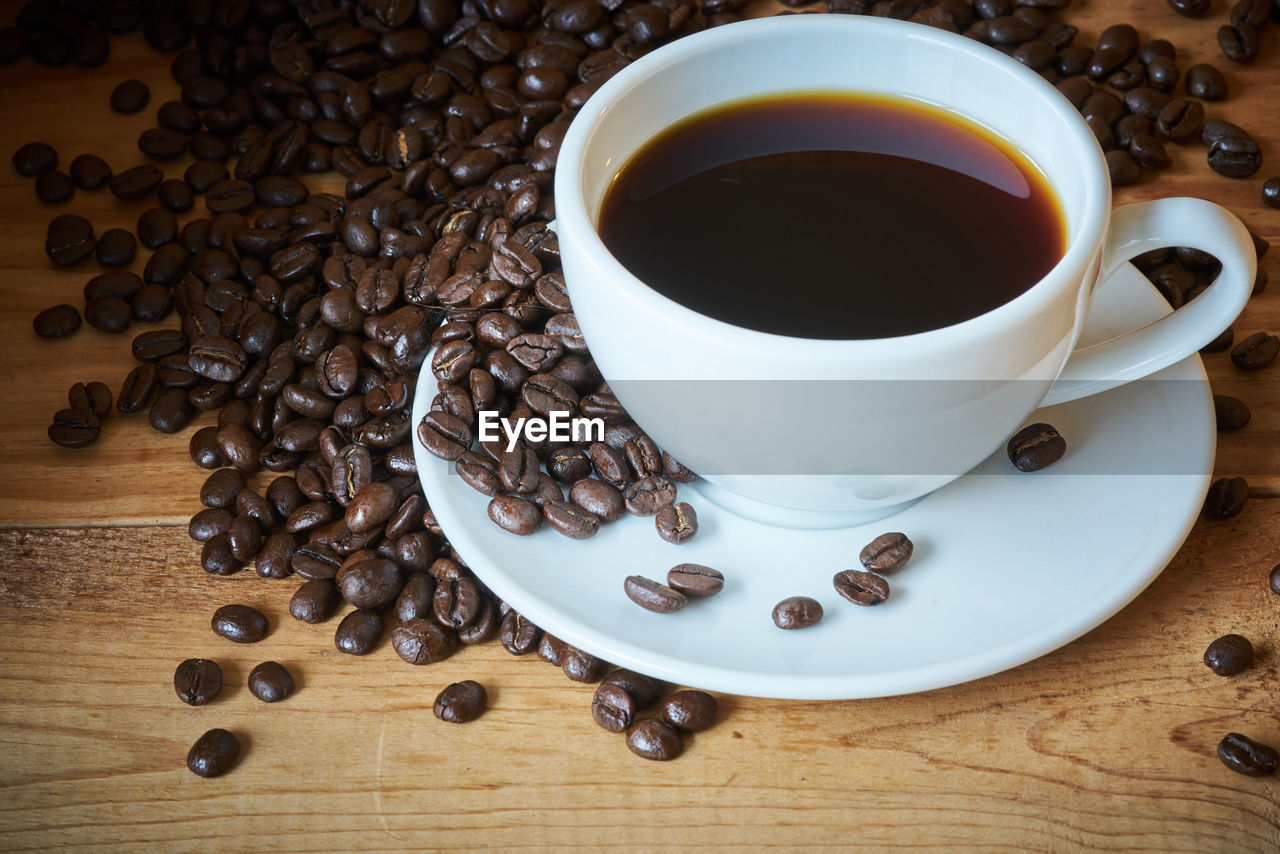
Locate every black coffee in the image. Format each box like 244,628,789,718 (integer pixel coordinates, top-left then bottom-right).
597,93,1066,339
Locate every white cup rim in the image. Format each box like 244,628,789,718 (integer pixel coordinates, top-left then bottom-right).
554,15,1112,356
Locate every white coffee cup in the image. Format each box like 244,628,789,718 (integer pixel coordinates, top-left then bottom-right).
553,15,1256,525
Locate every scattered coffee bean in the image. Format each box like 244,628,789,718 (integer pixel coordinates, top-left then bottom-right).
1204,633,1253,676
392,617,456,664
95,227,136,266
186,728,240,778
1184,63,1227,100
47,407,100,448
1204,476,1248,519
35,169,74,203
833,569,891,606
248,661,295,702
624,575,686,613
1263,177,1280,209
210,604,268,644
173,658,222,706
1213,395,1251,430
666,564,724,598
592,682,637,733
334,609,383,655
12,141,56,176
69,154,112,191
110,78,149,113
434,680,487,722
626,718,683,760
662,690,717,732
1230,332,1278,371
32,304,80,338
108,164,163,200
562,645,609,683
45,213,95,266
772,596,823,630
859,532,913,572
655,501,698,544
1007,422,1067,472
1218,733,1279,777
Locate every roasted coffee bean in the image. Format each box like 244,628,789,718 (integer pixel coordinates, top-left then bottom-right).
434,680,488,722
85,296,132,333
200,469,247,509
1007,422,1066,471
1204,633,1253,675
1130,133,1171,170
35,169,74,203
95,228,136,266
45,213,96,266
1185,63,1227,100
601,669,663,708
136,208,178,249
186,728,240,778
346,482,398,533
201,534,239,575
1218,733,1279,777
1166,0,1210,16
158,179,195,213
1156,99,1203,142
211,604,268,644
623,475,676,516
626,719,683,761
562,645,609,683
570,477,624,521
1204,476,1248,518
68,382,111,419
1218,23,1260,64
248,661,295,703
592,682,636,732
335,609,383,655
655,501,698,544
500,610,541,655
1208,135,1262,178
1230,332,1278,370
189,506,233,542
859,532,913,572
174,658,223,706
138,128,188,161
624,574,686,614
149,388,194,433
499,443,540,492
33,304,80,338
189,425,225,468
487,494,541,534
1106,149,1141,187
392,617,457,664
1214,395,1251,430
206,179,256,213
338,557,402,609
833,569,890,606
47,407,100,448
110,78,149,113
290,578,341,623
662,690,717,732
1264,177,1280,209
253,531,296,579
666,563,723,598
417,410,474,461
772,596,823,630
131,329,187,362
69,153,111,191
109,164,163,200
12,141,56,176
543,500,600,539
1269,564,1280,596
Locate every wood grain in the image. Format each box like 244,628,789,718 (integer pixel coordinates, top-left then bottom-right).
0,0,1279,850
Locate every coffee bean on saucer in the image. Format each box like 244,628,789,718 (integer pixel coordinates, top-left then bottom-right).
245,661,294,703
1213,395,1251,430
833,570,890,606
655,501,697,544
1203,633,1253,675
626,719,683,761
1218,733,1279,777
662,690,717,733
624,575,686,613
434,680,487,722
859,532,913,572
173,658,222,705
33,304,80,338
487,495,541,535
186,728,240,778
772,596,823,630
1230,332,1278,371
210,604,268,643
1204,476,1248,519
666,564,723,598
1007,422,1066,472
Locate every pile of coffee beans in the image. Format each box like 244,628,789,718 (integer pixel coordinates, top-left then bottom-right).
9,0,1278,774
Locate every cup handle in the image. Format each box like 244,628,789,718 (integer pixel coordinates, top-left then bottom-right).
1040,198,1255,407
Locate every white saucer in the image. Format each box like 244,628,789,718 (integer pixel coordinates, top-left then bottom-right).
412,264,1213,700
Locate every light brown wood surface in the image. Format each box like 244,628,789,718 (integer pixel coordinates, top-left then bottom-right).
1,2,1278,851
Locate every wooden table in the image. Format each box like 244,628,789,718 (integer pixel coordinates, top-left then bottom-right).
2,2,1278,850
